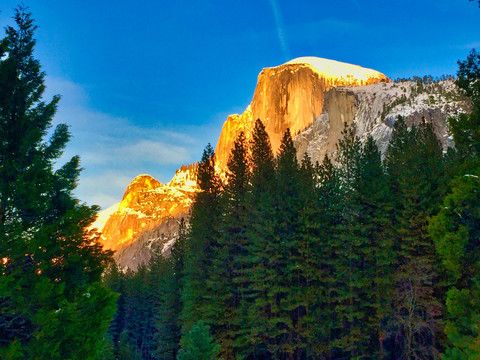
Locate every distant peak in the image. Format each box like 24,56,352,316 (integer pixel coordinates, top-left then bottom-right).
130,174,159,185
121,174,161,205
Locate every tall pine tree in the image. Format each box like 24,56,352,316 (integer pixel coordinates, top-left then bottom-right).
384,117,445,359
429,49,480,360
245,119,277,359
181,144,223,333
215,131,252,358
0,7,116,359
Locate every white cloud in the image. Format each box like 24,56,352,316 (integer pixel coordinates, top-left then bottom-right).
42,76,213,209
76,171,135,208
119,140,189,165
462,41,480,49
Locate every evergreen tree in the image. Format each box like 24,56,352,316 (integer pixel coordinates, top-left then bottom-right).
355,137,395,358
296,152,326,358
123,265,158,359
309,155,344,358
428,49,480,359
447,49,480,173
245,119,277,358
103,262,128,347
267,128,307,359
177,320,221,360
181,144,223,333
150,250,181,360
429,171,480,359
155,218,187,359
384,117,445,359
331,124,374,359
0,8,116,359
211,131,252,358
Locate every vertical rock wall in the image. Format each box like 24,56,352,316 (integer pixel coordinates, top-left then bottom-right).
215,60,389,170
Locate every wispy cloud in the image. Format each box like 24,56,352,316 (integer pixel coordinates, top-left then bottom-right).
350,0,361,10
287,18,362,43
119,140,190,165
461,41,480,49
268,0,291,61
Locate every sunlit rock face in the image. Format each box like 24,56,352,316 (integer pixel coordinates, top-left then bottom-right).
215,57,390,170
98,166,197,269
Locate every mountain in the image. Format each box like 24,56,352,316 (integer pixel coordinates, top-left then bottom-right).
97,165,197,270
96,57,469,270
215,57,390,170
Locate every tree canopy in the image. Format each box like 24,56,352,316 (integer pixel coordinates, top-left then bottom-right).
0,7,116,359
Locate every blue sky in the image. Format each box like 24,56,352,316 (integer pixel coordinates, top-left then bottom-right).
1,1,479,209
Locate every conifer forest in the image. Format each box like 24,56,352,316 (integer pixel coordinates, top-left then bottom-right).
2,5,480,360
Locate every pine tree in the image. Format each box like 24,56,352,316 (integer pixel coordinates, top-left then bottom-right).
428,49,480,360
0,8,116,359
267,128,308,359
308,155,343,358
211,131,252,358
154,218,187,360
123,265,157,359
331,124,374,359
177,320,221,360
384,117,445,359
103,262,128,347
295,152,327,358
181,144,223,333
150,250,180,360
245,119,277,358
355,136,395,358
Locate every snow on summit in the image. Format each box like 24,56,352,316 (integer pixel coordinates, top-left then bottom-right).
284,57,390,85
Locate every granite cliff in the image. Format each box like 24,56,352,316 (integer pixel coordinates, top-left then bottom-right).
215,57,390,169
96,58,468,270
98,165,197,270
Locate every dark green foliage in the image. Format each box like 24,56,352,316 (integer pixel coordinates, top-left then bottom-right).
103,262,127,346
429,173,480,359
448,50,480,172
325,126,393,359
0,7,116,359
156,218,187,360
384,117,446,359
151,252,181,360
213,132,252,358
181,144,223,332
177,320,221,360
457,49,480,105
427,49,480,359
244,119,278,358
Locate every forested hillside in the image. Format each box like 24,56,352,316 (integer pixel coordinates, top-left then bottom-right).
102,50,480,360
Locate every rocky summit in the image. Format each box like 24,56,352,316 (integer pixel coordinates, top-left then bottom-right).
95,57,469,270
215,57,390,170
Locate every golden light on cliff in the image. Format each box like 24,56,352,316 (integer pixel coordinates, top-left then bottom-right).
284,57,390,86
214,56,390,171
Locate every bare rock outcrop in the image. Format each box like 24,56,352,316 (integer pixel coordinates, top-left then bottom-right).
294,79,469,164
99,166,197,269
